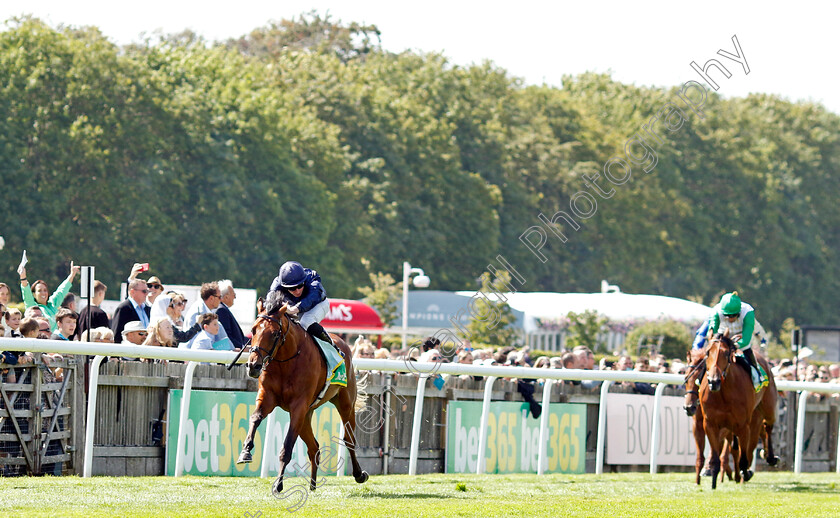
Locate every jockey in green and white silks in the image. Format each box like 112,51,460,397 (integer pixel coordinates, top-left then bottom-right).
709,291,768,392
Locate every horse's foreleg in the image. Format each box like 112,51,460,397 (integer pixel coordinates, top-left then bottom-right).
273,407,305,495
738,423,754,483
692,411,705,485
704,422,724,490
236,404,267,464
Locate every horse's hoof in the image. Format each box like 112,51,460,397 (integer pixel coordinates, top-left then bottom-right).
742,469,754,482
355,471,369,484
272,476,284,494
236,452,252,464
767,455,779,467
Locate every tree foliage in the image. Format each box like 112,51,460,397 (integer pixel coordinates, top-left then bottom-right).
465,272,519,347
564,311,608,353
625,320,694,359
1,16,839,340
357,268,401,328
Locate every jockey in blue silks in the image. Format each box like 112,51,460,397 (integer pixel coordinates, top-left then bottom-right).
266,261,332,346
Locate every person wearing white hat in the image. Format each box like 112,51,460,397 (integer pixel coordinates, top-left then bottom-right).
121,320,148,346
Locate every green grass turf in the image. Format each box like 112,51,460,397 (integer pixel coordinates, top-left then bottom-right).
0,472,838,517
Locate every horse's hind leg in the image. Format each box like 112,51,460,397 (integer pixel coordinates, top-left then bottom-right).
238,388,276,464
728,435,739,483
759,401,779,466
722,435,734,482
335,390,369,484
295,409,322,492
761,421,778,466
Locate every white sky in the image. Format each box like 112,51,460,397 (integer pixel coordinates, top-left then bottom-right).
3,1,839,113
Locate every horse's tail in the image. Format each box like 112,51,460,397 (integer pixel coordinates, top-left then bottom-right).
353,370,369,412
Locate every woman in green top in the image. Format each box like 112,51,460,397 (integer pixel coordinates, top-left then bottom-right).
20,261,81,331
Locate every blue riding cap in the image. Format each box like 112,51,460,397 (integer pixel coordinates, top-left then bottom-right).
278,261,306,287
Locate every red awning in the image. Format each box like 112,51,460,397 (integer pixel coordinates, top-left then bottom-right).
321,299,384,334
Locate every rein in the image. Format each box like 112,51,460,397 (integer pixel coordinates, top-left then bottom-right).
251,313,299,371
684,357,706,395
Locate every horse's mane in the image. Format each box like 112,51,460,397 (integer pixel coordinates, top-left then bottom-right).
264,290,286,315
263,291,306,334
712,332,735,350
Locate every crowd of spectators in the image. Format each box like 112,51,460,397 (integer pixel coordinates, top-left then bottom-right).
3,258,840,395
348,335,840,401
0,259,249,381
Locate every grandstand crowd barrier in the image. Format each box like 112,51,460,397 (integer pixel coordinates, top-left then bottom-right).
1,337,838,478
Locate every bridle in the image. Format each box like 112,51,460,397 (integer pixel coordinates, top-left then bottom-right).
706,336,733,383
249,312,300,371
684,360,704,397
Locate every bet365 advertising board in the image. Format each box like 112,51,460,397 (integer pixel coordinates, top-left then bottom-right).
165,389,347,477
446,401,586,474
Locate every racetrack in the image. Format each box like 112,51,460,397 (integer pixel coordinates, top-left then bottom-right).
2,472,838,517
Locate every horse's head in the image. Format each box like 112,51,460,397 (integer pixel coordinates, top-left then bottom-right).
246,298,290,378
705,332,734,392
683,347,705,415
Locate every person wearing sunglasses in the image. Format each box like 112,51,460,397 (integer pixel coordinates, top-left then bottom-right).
266,261,332,346
111,279,151,342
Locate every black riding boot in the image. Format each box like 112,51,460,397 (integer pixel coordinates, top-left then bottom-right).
306,322,333,347
742,348,763,389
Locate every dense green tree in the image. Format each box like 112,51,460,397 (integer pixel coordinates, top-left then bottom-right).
0,15,838,341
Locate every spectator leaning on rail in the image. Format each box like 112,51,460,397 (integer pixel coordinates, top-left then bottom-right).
266,261,332,346
19,260,81,331
4,308,22,337
573,345,602,389
50,308,77,341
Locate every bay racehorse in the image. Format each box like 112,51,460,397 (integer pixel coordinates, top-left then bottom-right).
237,300,369,493
697,331,778,489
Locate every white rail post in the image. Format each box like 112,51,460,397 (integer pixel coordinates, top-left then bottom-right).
82,355,106,477
794,390,809,474
259,409,275,478
476,376,498,474
649,382,667,474
537,379,555,475
408,374,428,475
835,407,840,474
174,361,199,477
595,380,613,475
